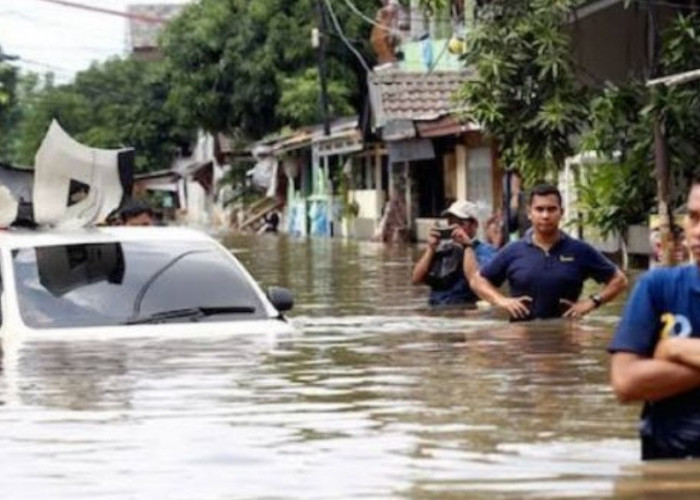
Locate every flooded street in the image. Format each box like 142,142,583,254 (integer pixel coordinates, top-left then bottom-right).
1,234,699,499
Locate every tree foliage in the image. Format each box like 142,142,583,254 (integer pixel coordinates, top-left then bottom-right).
8,58,196,173
454,0,588,181
0,62,20,161
577,82,655,241
160,0,377,139
580,13,700,239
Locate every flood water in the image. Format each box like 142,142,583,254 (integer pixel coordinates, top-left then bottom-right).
1,234,699,499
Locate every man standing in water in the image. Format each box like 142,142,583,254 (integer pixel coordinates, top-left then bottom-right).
412,200,496,306
610,176,700,460
467,183,627,320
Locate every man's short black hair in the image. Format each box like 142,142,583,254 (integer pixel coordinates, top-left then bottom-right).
118,199,153,221
528,183,562,207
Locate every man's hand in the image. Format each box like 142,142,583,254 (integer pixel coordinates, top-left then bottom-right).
654,337,700,369
495,296,532,319
428,228,441,250
451,226,472,247
654,337,679,361
561,298,596,319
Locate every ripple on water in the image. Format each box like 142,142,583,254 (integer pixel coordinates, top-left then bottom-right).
0,236,692,499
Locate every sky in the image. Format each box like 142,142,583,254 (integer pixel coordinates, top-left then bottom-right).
0,0,192,83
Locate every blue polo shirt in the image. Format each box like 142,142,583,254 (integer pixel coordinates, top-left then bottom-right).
610,265,700,459
479,230,617,320
429,240,496,306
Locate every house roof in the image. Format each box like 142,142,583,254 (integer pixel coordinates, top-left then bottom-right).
133,168,177,181
127,3,186,50
250,116,361,155
368,70,473,128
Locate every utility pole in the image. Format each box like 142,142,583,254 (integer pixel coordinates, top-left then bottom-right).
314,0,331,136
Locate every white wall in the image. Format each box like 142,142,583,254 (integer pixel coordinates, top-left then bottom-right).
350,189,385,219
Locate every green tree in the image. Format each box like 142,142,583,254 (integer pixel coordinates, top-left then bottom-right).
12,58,196,173
581,13,700,263
577,82,656,265
453,0,588,181
160,0,377,139
0,62,20,161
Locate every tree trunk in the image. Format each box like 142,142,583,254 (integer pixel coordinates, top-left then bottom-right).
620,232,629,272
653,117,675,267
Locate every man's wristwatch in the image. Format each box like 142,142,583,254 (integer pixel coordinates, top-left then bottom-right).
589,293,603,308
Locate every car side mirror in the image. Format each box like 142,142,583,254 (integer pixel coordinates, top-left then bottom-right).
267,286,294,312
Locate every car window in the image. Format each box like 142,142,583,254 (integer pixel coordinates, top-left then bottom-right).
12,240,269,328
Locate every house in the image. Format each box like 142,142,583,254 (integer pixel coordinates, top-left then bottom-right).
365,0,501,241
250,118,365,238
132,132,225,227
127,2,228,227
561,0,688,257
127,3,187,60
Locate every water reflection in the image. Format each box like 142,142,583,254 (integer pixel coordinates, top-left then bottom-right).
2,233,700,499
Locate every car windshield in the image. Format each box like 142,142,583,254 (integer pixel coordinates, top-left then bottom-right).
12,240,269,328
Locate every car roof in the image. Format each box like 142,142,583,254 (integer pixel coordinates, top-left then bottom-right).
0,226,216,249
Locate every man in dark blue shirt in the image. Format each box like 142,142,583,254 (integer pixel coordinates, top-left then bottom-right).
610,176,700,460
467,183,627,320
412,200,496,306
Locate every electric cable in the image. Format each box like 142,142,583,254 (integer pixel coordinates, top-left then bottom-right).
29,0,169,24
323,0,371,72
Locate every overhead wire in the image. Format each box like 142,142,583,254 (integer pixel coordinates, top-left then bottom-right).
0,9,131,53
339,0,456,31
324,0,371,73
427,38,451,74
29,0,169,24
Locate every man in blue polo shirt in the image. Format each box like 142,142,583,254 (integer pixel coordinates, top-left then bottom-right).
412,200,496,306
466,183,627,320
610,176,700,460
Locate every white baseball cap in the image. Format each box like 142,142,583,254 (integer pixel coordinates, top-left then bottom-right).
441,200,479,221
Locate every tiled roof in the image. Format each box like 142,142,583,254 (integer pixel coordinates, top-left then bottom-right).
368,70,473,126
127,3,186,50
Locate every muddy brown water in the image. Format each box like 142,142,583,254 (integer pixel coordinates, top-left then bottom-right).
1,233,698,499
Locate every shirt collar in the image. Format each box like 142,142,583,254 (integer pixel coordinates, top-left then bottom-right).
524,228,568,248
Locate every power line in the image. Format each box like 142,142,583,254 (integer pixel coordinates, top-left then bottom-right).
0,9,135,46
340,0,394,32
324,0,371,72
12,44,125,54
339,0,456,31
427,38,450,74
29,0,169,24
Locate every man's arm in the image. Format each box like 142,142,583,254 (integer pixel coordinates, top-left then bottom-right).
655,336,700,371
462,245,479,283
411,245,435,284
411,229,440,284
599,269,629,304
564,269,628,318
611,351,700,403
469,270,531,319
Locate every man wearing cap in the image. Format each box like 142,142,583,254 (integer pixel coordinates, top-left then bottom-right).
466,183,627,321
412,200,497,306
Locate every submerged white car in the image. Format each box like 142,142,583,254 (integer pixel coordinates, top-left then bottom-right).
0,226,296,340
